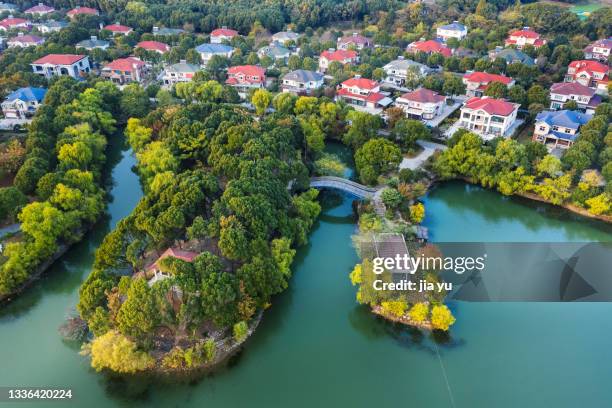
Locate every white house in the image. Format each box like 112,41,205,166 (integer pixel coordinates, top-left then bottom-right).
281,69,324,95
24,3,54,16
395,88,446,120
382,57,430,87
583,38,611,63
195,43,234,66
458,97,520,139
35,20,67,33
337,33,372,50
7,33,44,48
1,87,46,119
505,27,546,49
210,27,238,44
271,30,300,46
31,54,91,79
161,60,200,87
318,49,358,73
549,82,601,114
76,36,110,50
436,21,467,42
564,60,609,96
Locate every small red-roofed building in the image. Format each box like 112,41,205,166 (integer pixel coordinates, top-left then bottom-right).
564,60,609,95
406,39,452,58
337,33,372,50
505,27,546,49
67,6,99,19
318,49,359,72
459,97,520,139
210,27,239,44
583,38,611,63
24,3,54,15
103,23,133,36
136,40,170,54
31,54,90,78
336,76,392,114
226,65,266,96
145,247,199,286
549,82,601,114
462,71,515,97
7,33,44,48
0,17,31,31
395,88,446,120
102,57,147,84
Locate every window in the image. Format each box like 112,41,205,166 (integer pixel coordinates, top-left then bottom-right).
552,126,559,131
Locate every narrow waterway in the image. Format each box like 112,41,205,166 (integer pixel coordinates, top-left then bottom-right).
1,143,611,407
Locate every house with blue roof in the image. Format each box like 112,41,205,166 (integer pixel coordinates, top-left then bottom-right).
489,46,535,66
195,43,234,66
436,21,467,41
532,110,592,149
1,87,47,119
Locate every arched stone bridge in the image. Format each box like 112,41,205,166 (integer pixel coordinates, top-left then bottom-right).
310,176,381,199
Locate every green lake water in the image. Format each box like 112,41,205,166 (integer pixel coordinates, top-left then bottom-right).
1,142,611,407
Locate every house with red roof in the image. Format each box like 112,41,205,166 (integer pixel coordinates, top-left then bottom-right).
24,3,54,15
210,27,239,44
459,97,520,139
549,82,601,114
318,49,358,73
225,65,266,96
336,76,392,114
406,39,452,58
7,33,44,48
31,54,90,78
136,40,170,54
337,33,372,50
67,6,99,19
0,17,31,31
101,57,147,84
145,247,199,286
505,27,546,49
395,88,446,120
462,71,515,97
583,38,611,63
564,60,609,95
103,23,133,35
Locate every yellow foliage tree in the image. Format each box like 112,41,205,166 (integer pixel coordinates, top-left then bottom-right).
408,302,429,322
430,305,456,331
381,300,408,317
409,202,425,223
85,331,154,373
349,263,362,285
585,194,611,215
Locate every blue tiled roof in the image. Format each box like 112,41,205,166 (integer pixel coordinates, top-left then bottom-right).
536,110,592,130
195,43,234,54
549,130,577,142
439,22,466,31
5,87,47,102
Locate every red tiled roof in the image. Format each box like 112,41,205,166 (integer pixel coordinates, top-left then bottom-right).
463,71,513,85
103,57,145,72
464,97,518,116
0,17,30,29
342,77,378,90
407,40,452,57
508,29,540,39
67,7,98,16
227,65,265,77
320,49,358,61
104,24,132,33
33,54,86,65
211,28,238,37
136,40,170,53
8,34,43,44
146,247,199,272
568,60,608,74
337,87,385,102
400,88,445,103
550,82,595,97
25,4,54,13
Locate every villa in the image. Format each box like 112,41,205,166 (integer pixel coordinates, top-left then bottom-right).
31,54,90,78
257,42,292,61
318,49,358,73
103,23,133,36
195,43,234,66
505,27,546,49
462,71,515,97
395,88,446,120
1,87,46,119
35,20,67,33
583,38,611,63
24,3,54,15
337,33,372,50
549,82,601,114
136,40,170,54
406,39,452,57
335,76,392,114
102,57,147,84
210,27,238,43
152,26,185,36
436,21,467,41
458,97,520,139
0,17,31,31
0,2,18,13
532,110,592,149
226,65,266,96
271,30,300,45
66,6,99,19
76,35,109,50
161,60,200,87
564,60,609,95
281,69,324,95
7,33,44,48
382,57,431,87
488,46,535,66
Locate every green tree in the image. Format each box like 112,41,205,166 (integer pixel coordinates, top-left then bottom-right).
251,89,272,116
86,330,154,373
484,81,508,99
355,138,402,185
116,278,158,341
392,119,431,150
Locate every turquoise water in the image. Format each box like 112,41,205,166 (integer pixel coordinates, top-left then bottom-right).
1,142,611,407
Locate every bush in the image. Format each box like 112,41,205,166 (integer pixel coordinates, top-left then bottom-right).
381,300,408,317
0,187,28,221
430,305,456,331
233,321,249,342
408,302,429,322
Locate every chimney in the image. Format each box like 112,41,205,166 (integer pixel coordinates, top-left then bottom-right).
355,74,361,79
397,55,404,60
153,26,158,33
91,35,97,41
179,59,186,64
328,48,335,52
8,14,13,18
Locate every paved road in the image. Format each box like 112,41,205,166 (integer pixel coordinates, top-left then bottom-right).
399,140,447,170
